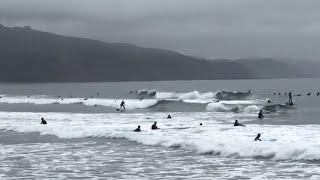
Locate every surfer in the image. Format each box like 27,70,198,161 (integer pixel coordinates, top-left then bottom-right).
288,92,293,104
213,99,220,102
254,133,262,141
274,92,276,95
200,123,203,126
120,100,125,110
278,92,281,95
167,115,172,119
258,110,264,119
267,99,272,103
134,125,141,132
317,92,320,96
234,120,245,127
248,90,251,93
97,92,99,96
307,92,311,96
151,122,159,130
41,118,47,125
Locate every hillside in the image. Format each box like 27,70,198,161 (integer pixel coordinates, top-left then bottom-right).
0,24,318,82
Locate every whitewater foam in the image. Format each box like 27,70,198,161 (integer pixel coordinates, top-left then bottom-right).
155,91,216,100
0,95,268,113
0,96,158,110
0,111,319,161
206,102,232,112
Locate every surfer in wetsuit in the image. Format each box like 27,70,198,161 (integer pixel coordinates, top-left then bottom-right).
151,122,159,130
41,118,47,125
120,100,125,110
234,120,245,127
134,125,141,132
317,92,320,96
167,115,172,119
254,133,262,141
258,110,264,119
267,99,272,103
288,92,293,105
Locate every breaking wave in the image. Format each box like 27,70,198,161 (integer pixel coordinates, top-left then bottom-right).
0,96,263,113
0,110,318,161
134,90,253,101
215,91,252,100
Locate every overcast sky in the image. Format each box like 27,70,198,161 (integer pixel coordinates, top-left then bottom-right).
1,0,320,60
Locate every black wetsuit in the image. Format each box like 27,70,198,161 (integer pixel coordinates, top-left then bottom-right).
288,92,292,104
258,111,264,119
151,124,158,130
41,119,47,125
134,127,141,132
255,134,261,141
120,101,125,110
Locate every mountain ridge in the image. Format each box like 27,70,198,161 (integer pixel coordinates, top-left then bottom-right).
0,24,319,82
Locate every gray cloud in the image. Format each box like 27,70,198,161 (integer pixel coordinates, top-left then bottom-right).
1,0,320,59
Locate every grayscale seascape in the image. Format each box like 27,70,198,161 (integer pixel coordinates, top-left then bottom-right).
0,79,319,179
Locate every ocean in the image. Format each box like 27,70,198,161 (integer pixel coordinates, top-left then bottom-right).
0,78,319,179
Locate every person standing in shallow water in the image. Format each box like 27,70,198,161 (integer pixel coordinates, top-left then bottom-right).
41,118,47,125
151,122,159,130
258,110,264,119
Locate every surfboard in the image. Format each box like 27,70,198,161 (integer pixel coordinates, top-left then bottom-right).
285,102,294,106
116,108,125,112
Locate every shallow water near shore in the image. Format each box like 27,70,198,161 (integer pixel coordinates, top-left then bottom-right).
0,78,319,179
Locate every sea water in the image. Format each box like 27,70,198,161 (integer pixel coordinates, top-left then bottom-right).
0,79,319,179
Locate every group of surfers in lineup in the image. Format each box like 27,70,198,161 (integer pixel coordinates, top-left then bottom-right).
274,91,320,97
39,90,307,142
